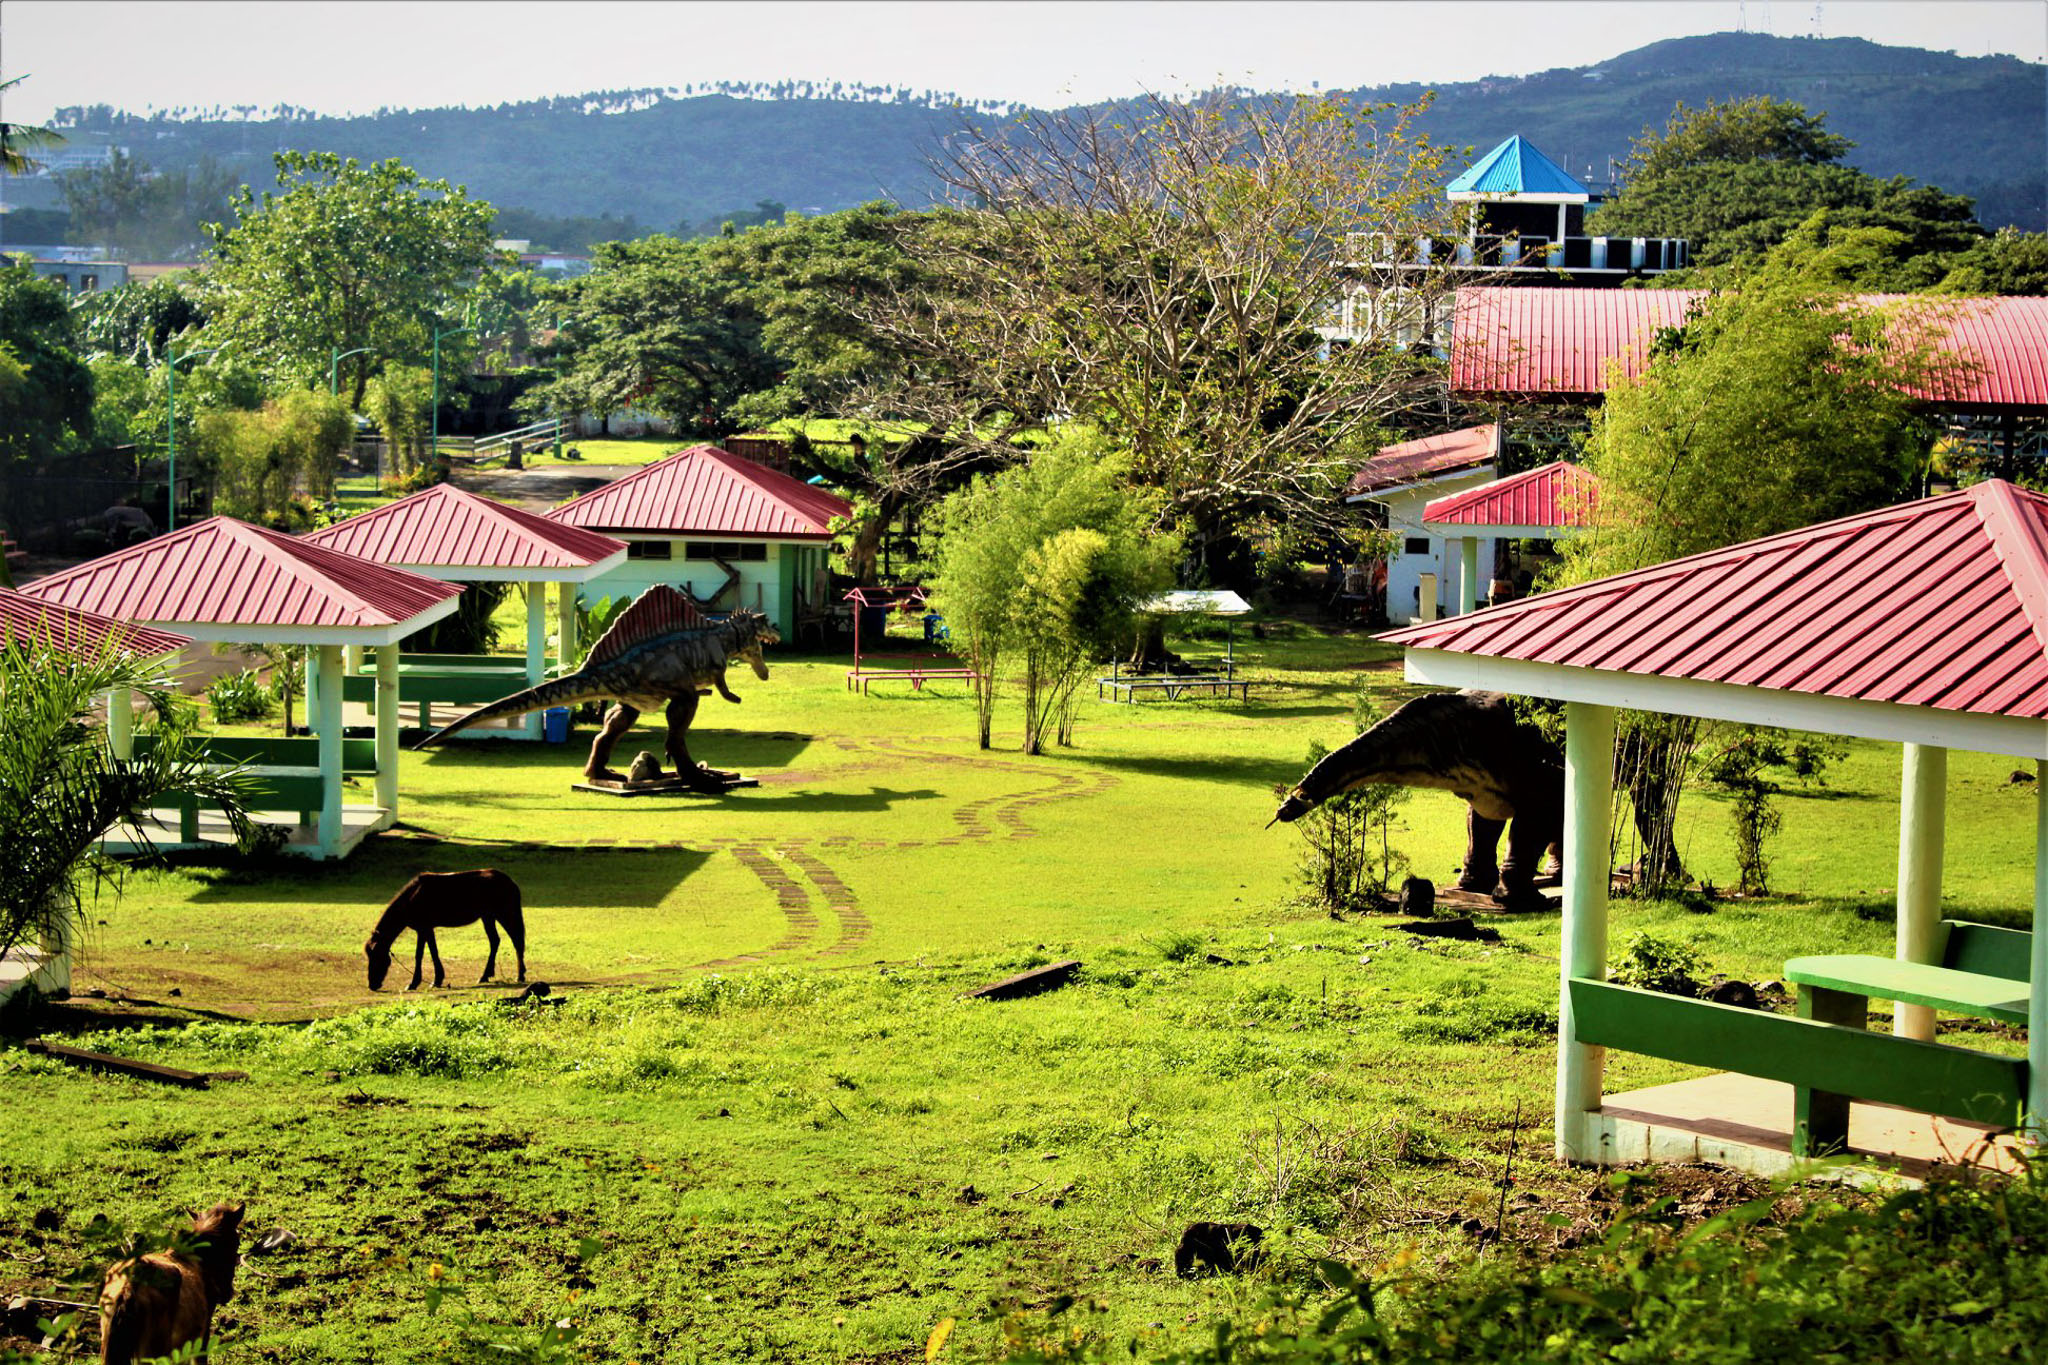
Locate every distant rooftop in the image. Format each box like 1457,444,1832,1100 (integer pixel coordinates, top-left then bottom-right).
1446,135,1592,201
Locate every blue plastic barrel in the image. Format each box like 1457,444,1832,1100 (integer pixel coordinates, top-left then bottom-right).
543,707,571,743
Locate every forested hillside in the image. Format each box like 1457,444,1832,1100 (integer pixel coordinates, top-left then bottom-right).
20,31,2045,237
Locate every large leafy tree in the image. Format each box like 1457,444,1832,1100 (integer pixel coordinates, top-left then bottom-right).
850,92,1458,572
203,151,497,407
1593,97,1990,275
60,150,240,259
0,261,95,463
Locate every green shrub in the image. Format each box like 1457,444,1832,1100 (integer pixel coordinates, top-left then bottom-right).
1610,931,1708,997
205,668,273,722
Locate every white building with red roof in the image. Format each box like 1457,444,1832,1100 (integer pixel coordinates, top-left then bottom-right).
1343,424,1502,623
1421,461,1599,617
547,444,852,631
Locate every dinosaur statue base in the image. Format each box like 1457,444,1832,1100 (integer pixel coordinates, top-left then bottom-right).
573,769,757,798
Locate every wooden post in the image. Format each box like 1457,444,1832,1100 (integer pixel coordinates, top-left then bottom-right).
2030,760,2048,1144
556,581,579,670
315,645,343,859
1895,743,1948,1042
374,644,398,816
1556,701,1615,1163
524,581,546,740
1460,536,1481,615
107,684,134,760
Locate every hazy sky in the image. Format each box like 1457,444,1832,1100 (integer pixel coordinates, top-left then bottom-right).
5,1,2044,122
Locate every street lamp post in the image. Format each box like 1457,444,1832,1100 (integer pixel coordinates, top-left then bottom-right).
330,345,375,396
430,322,473,474
165,343,229,533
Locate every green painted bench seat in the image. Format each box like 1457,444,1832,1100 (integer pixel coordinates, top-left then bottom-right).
338,659,531,708
1784,956,2029,1025
132,735,378,840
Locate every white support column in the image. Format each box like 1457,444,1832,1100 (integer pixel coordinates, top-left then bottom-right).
2030,759,2048,1143
374,644,399,816
524,581,547,740
1557,701,1615,1163
556,581,579,670
1417,572,1439,623
1895,743,1948,1041
344,643,364,674
315,644,344,859
1460,537,1482,615
107,685,134,760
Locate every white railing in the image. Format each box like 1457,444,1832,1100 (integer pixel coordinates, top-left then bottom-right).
473,417,562,460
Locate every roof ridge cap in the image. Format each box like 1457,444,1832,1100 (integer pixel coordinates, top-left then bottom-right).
1969,480,2048,659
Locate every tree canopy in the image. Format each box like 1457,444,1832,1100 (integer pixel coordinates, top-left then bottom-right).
0,262,95,463
202,151,498,407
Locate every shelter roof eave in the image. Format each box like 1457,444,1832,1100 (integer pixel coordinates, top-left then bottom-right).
1344,463,1497,505
121,596,463,648
1420,522,1571,539
377,548,629,584
1402,647,2048,761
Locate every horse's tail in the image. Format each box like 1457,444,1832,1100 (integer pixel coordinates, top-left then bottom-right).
490,869,525,953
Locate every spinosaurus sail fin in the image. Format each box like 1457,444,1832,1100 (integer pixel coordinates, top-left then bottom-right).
585,584,710,667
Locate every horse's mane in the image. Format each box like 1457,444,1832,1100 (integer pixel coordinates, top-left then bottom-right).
368,875,425,947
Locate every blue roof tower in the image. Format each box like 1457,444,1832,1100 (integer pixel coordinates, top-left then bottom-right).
1447,135,1591,200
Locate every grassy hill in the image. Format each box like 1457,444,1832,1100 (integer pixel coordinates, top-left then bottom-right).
27,32,2046,236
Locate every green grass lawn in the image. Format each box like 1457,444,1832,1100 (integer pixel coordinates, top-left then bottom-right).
2,619,2039,1362
525,435,689,469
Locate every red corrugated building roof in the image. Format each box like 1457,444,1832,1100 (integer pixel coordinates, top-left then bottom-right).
1386,479,2048,719
548,445,852,540
1423,461,1599,532
1450,287,2048,407
22,517,462,633
1345,424,1500,499
0,585,191,657
302,484,626,574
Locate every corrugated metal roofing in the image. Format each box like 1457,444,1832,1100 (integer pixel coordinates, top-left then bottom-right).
1423,461,1599,530
547,445,853,539
1446,135,1590,198
0,585,191,657
21,516,462,631
1345,424,1499,498
302,483,626,572
1451,287,2048,407
1385,479,2048,720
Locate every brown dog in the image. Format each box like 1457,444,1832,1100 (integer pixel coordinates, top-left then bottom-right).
99,1201,244,1364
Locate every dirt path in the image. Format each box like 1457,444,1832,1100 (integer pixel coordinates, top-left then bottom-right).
455,464,642,513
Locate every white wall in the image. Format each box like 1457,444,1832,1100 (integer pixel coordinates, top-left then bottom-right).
1369,467,1497,624
581,537,784,621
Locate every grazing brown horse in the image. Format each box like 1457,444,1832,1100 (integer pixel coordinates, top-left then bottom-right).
364,868,526,991
99,1201,245,1364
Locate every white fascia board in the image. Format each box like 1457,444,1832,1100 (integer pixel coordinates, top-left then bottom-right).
1345,463,1497,506
381,547,629,584
1420,522,1578,539
133,594,463,648
1402,648,2048,761
1445,191,1591,204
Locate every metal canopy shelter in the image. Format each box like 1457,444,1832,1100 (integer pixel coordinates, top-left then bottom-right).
24,517,462,858
1385,480,2048,1172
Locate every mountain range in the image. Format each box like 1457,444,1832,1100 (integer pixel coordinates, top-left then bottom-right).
20,31,2047,242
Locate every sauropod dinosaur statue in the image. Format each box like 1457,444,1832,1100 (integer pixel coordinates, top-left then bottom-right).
1270,690,1564,910
415,585,781,789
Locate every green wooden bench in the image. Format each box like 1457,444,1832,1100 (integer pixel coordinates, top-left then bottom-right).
335,653,533,720
1784,920,2032,1154
134,735,378,839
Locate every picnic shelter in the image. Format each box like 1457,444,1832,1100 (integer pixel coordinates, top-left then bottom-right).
302,483,627,738
1421,460,1599,615
22,517,462,859
1386,479,2048,1177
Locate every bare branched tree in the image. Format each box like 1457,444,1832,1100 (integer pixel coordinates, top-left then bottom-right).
850,91,1464,556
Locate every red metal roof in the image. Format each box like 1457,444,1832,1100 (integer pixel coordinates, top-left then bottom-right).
0,586,191,657
21,517,462,631
302,483,626,573
1423,461,1599,531
1386,479,2048,720
547,445,852,540
1451,287,2048,407
1345,424,1499,498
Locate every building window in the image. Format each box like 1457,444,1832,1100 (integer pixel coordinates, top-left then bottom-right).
77,274,98,292
684,541,767,562
1404,537,1431,556
626,540,672,560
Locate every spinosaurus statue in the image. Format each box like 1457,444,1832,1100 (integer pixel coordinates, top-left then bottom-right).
415,585,781,791
1270,691,1564,911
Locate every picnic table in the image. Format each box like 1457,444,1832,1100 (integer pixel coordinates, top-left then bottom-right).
1095,659,1256,703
